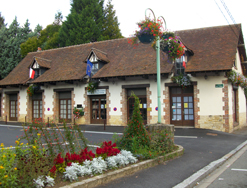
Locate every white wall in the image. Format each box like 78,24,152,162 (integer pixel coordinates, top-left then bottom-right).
19,88,27,114
192,76,225,116
73,83,85,108
233,50,242,74
100,78,161,117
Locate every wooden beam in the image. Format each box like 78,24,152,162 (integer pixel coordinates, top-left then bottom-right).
65,81,73,84
238,44,245,48
142,75,149,79
48,82,56,85
118,77,125,81
100,78,108,82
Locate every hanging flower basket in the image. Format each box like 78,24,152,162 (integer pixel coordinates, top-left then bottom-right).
27,85,40,97
171,74,191,88
227,70,247,89
27,85,34,96
162,31,175,40
87,81,99,93
138,33,155,44
73,107,84,119
160,36,185,60
128,18,162,46
160,43,169,52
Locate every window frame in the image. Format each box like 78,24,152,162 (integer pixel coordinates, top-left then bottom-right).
175,56,185,75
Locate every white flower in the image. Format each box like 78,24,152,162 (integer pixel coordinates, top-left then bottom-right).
45,176,55,187
91,157,107,174
64,165,78,182
33,176,45,188
33,176,55,188
105,156,118,169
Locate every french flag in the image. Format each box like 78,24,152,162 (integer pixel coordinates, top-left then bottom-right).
182,55,186,68
29,68,35,79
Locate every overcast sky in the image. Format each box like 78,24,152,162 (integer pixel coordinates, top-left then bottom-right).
1,0,247,45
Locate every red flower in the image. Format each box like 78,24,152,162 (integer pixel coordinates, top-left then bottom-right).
50,165,56,174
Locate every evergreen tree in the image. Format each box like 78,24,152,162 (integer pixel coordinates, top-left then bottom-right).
120,93,150,152
0,17,32,79
58,0,105,47
54,11,63,26
102,0,123,40
0,12,5,29
20,12,62,57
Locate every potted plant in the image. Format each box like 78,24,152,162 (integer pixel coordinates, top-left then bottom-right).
87,81,99,93
162,31,175,40
227,70,247,89
160,36,185,60
73,107,84,119
129,18,163,45
27,85,34,96
27,85,40,97
171,74,191,88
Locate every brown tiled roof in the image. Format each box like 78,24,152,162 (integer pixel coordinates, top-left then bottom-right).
34,57,51,69
91,48,110,63
0,24,243,86
177,24,241,73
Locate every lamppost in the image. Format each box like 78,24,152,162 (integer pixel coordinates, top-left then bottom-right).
145,8,166,124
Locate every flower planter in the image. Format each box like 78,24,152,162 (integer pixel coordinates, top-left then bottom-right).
162,35,170,40
138,34,154,44
161,45,169,52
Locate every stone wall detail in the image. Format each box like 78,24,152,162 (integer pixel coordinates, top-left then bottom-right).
194,85,200,128
120,88,127,126
163,86,169,124
147,87,152,125
106,89,111,125
83,88,90,124
52,92,59,123
26,93,32,122
222,80,229,132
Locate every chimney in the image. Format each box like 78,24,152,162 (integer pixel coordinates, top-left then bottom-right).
37,47,42,52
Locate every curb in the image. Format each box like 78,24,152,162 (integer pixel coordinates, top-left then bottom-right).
60,145,184,188
173,140,247,188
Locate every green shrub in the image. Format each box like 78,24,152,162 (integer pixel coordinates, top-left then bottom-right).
0,144,18,187
119,92,150,153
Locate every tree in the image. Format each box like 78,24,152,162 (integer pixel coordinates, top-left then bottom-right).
101,0,123,40
58,0,105,47
54,11,63,26
0,12,5,29
0,17,32,79
119,93,150,152
20,12,63,57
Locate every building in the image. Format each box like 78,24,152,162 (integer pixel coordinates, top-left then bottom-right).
0,24,246,133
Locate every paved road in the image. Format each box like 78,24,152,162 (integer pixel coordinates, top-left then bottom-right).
196,144,247,188
1,124,247,188
96,128,247,188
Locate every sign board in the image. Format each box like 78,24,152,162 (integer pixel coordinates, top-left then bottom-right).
147,108,152,111
87,89,106,95
215,84,224,88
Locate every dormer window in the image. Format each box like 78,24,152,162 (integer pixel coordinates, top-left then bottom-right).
32,61,41,79
29,57,51,80
85,48,110,77
92,63,99,76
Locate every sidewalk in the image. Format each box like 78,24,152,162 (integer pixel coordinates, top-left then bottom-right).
195,144,247,188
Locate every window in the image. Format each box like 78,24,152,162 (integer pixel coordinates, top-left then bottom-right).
91,63,99,76
34,69,41,79
58,92,72,122
175,56,185,75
